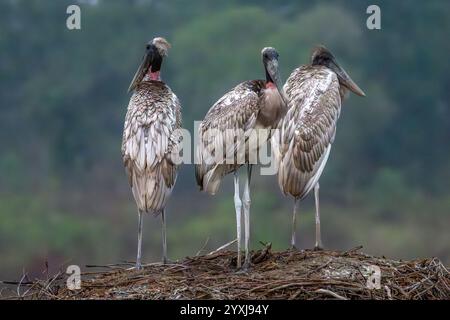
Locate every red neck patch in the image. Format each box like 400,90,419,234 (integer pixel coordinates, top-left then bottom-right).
149,71,160,81
266,81,276,89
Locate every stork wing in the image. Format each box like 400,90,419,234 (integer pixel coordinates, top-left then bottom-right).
277,66,341,198
121,82,181,212
195,81,263,192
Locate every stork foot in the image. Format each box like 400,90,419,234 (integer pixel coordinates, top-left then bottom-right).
313,245,324,251
242,260,252,271
235,264,251,274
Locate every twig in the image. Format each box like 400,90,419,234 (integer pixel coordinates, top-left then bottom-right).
0,280,34,286
17,269,27,298
252,242,272,264
86,262,134,268
196,237,210,256
342,245,363,256
306,259,332,277
207,239,237,255
41,271,63,297
315,289,348,300
384,285,393,300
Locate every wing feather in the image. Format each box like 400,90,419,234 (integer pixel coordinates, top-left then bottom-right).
276,66,341,199
195,80,264,194
122,81,181,214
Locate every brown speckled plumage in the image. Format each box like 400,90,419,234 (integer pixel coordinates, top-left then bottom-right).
273,65,341,199
196,80,284,194
122,80,182,215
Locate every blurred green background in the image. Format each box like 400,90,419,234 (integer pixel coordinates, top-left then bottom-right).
0,0,449,280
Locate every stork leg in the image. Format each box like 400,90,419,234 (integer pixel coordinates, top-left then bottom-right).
314,183,323,250
234,171,242,268
291,198,299,249
136,210,144,270
242,164,253,269
161,209,168,264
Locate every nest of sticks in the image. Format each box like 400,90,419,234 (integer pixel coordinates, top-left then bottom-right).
2,243,449,300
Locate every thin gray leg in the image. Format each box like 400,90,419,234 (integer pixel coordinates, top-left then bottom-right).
314,183,323,250
136,210,144,270
291,198,298,249
243,164,253,268
234,171,242,268
161,209,168,263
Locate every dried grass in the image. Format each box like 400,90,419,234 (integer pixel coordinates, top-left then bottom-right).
1,245,449,300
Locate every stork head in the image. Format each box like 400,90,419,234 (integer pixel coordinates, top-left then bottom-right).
262,47,287,105
311,45,365,97
128,37,171,93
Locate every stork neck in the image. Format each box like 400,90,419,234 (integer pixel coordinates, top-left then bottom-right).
265,81,276,89
148,54,163,81
149,70,160,81
265,69,273,84
265,69,277,89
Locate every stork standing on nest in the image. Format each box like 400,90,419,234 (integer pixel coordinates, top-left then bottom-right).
195,47,286,268
273,46,365,250
122,37,182,269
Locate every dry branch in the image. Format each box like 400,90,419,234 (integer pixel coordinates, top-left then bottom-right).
1,248,449,300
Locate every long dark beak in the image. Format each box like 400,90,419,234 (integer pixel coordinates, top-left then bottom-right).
128,48,153,93
331,59,366,97
266,59,288,105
